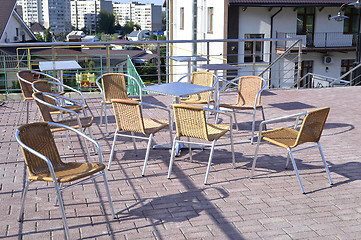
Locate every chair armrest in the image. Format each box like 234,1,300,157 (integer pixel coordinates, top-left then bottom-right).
36,93,82,117
47,80,86,103
257,111,308,138
203,107,233,127
48,122,104,163
43,92,86,112
32,70,62,83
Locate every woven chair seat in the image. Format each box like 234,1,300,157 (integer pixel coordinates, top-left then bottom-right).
219,103,263,110
50,116,94,132
261,127,300,149
28,162,105,182
206,123,230,141
143,118,169,135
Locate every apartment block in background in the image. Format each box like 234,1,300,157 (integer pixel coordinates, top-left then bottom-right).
71,0,113,34
113,2,162,31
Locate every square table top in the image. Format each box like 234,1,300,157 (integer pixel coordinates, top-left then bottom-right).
170,56,209,62
144,82,214,98
39,60,82,71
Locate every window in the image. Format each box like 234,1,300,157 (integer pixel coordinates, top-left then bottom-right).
207,7,213,33
296,8,315,35
343,8,359,34
341,59,355,81
244,34,264,62
180,7,184,30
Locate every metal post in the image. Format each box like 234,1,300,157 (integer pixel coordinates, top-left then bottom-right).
352,8,361,85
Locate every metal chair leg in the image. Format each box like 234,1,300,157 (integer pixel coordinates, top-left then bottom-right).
250,108,257,144
318,143,333,185
250,135,262,178
168,136,178,179
287,148,305,194
188,137,193,162
142,134,153,176
108,131,118,170
17,100,26,125
232,110,239,130
230,128,235,168
131,132,137,156
53,181,71,240
102,171,116,219
18,180,31,222
285,152,290,169
204,140,216,185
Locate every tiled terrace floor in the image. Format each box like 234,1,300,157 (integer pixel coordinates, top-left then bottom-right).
1,86,361,240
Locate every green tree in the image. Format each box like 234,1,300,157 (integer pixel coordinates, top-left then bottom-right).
122,21,141,35
149,34,157,40
35,33,44,41
44,27,52,42
96,10,115,34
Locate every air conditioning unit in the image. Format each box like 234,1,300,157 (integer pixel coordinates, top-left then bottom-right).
323,56,333,65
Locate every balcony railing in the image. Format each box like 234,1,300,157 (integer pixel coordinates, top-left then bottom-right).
276,32,357,49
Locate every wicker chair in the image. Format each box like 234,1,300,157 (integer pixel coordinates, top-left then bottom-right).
16,70,62,124
96,73,143,135
168,104,235,184
217,76,267,144
33,80,89,115
251,107,333,193
177,71,218,108
33,91,94,150
108,99,172,176
16,122,116,240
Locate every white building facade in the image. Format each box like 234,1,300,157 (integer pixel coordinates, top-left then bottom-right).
17,0,72,34
169,0,357,87
113,2,162,31
71,0,113,33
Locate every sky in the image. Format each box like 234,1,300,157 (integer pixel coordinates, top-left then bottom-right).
112,0,164,5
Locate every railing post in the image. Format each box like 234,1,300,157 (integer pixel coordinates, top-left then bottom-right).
157,42,161,84
207,42,210,64
297,39,302,89
106,44,111,73
252,40,256,75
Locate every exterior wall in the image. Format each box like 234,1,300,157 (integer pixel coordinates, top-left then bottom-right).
0,13,36,43
170,0,226,81
113,2,162,31
17,0,43,26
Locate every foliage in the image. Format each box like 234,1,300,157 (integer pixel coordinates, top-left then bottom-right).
122,22,141,35
35,33,44,42
96,10,115,34
44,27,52,42
149,34,157,40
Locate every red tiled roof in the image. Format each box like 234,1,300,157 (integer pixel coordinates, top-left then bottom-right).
228,0,354,7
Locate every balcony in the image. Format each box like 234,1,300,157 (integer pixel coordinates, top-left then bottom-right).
277,32,356,50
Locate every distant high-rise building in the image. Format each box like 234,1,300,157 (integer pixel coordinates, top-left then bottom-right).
113,2,162,32
71,0,113,34
17,0,72,34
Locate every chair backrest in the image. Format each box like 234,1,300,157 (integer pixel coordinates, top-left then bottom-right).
17,122,62,178
32,92,55,122
101,73,129,101
236,76,265,106
294,107,330,146
111,99,146,134
173,104,209,140
189,71,216,101
18,70,36,99
33,80,57,105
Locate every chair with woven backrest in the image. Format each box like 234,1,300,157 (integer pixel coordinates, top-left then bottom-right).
168,104,235,184
177,71,218,108
17,70,62,124
33,80,89,115
96,73,143,135
108,99,172,176
33,91,94,150
251,107,333,193
217,76,267,144
16,122,116,240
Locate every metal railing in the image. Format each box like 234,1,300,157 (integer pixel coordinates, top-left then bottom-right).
0,37,305,96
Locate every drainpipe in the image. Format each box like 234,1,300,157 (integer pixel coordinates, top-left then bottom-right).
270,7,283,88
192,0,197,71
